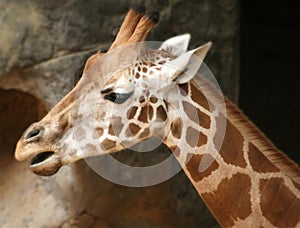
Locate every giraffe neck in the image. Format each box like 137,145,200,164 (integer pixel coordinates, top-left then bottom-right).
163,78,300,227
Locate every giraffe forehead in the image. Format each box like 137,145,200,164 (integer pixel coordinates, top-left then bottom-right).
102,67,133,89
133,66,167,95
133,52,172,76
99,50,173,92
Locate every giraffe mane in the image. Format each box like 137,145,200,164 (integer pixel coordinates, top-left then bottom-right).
226,101,300,183
192,75,300,183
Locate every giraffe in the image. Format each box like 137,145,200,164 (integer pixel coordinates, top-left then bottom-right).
15,6,300,227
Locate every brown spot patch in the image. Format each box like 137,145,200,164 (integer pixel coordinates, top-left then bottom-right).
150,96,158,103
148,105,154,121
156,105,167,122
171,118,183,139
213,113,247,168
139,127,150,139
108,124,115,135
73,127,86,141
260,178,300,227
186,127,207,148
135,72,140,79
139,96,146,103
85,143,97,152
186,153,219,182
138,105,148,123
202,173,252,227
169,145,181,158
108,118,124,137
248,143,280,173
179,83,189,96
182,101,210,129
126,123,141,136
93,127,104,139
127,106,138,119
190,82,211,111
101,138,116,151
142,67,147,73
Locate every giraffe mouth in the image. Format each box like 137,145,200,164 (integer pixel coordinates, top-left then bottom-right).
30,152,54,166
29,151,62,176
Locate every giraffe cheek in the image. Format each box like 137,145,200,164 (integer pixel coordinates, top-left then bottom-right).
93,127,104,139
72,127,86,141
108,116,124,137
125,123,141,137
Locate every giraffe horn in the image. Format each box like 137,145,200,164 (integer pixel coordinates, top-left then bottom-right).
84,6,153,73
126,11,159,43
109,5,146,51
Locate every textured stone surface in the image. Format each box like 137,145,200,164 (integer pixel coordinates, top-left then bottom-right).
0,48,101,108
0,0,238,227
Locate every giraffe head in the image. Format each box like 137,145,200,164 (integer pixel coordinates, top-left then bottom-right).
15,7,211,176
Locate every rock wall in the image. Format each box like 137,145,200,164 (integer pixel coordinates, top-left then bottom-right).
0,0,239,227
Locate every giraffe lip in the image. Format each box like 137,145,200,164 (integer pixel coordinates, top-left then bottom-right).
29,151,62,176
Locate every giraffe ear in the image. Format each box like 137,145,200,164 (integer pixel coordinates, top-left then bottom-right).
165,42,212,84
159,34,191,56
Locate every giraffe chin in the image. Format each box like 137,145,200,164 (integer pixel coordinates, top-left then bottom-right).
29,151,62,176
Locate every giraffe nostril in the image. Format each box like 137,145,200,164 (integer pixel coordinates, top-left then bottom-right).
25,129,40,140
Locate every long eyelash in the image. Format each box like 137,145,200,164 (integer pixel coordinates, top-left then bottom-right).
101,88,113,94
104,92,133,104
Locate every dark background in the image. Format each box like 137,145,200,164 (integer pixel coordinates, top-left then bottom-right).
240,0,299,164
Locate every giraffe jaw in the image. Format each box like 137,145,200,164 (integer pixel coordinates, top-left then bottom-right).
29,151,62,176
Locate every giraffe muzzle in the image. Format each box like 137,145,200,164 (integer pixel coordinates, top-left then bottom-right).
29,151,62,176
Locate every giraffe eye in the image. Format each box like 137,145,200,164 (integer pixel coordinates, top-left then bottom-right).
104,92,133,104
